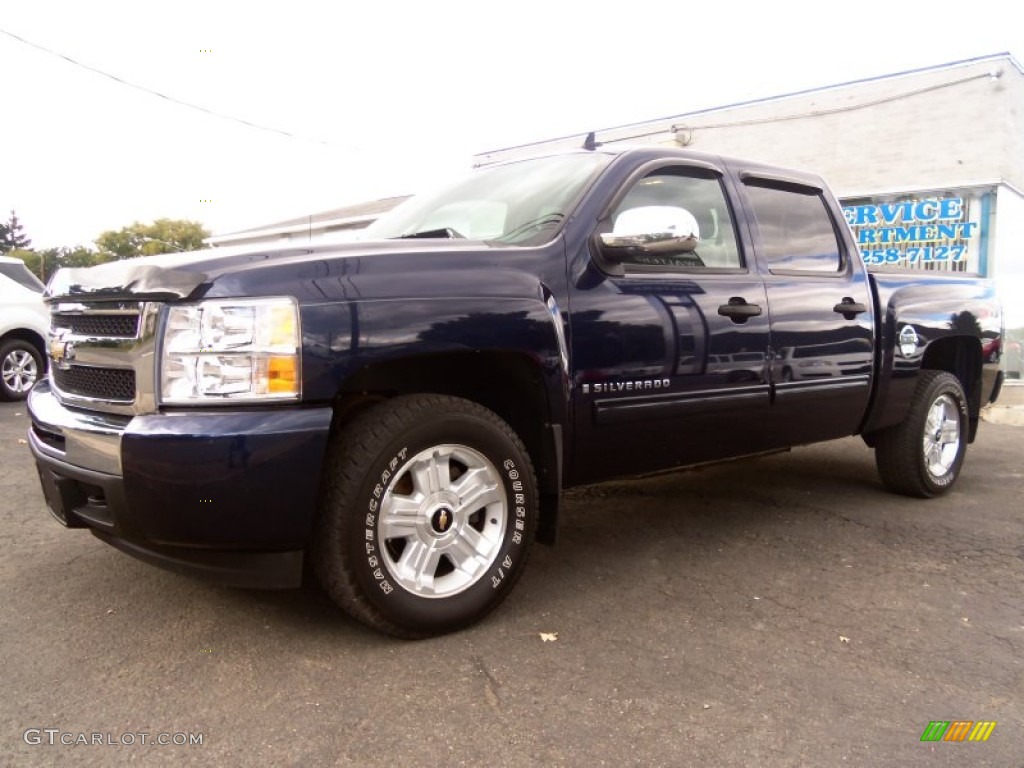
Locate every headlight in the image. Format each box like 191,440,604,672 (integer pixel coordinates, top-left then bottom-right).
160,297,300,403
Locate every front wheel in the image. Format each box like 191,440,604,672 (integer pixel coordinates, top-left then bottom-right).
874,370,969,498
0,339,44,402
313,395,538,638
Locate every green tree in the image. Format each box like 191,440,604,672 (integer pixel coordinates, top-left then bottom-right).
7,248,42,278
0,210,32,253
96,219,209,260
8,246,100,282
58,245,100,269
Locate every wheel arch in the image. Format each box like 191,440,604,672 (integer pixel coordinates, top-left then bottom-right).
327,350,564,544
0,327,47,361
920,334,983,441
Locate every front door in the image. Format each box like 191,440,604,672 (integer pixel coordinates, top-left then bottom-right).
568,161,772,484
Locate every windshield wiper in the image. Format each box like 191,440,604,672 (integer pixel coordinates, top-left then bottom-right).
396,227,465,240
495,213,564,243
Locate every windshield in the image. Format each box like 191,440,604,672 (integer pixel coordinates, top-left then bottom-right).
363,153,612,246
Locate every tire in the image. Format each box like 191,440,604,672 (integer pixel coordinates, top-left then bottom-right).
0,339,44,402
313,394,538,638
874,370,969,498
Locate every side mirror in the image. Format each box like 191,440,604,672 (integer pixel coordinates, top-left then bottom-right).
598,205,701,263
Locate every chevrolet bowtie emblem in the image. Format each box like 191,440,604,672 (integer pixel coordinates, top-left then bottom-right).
50,338,76,369
439,510,449,530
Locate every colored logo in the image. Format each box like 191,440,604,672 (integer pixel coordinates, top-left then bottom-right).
50,337,76,369
920,720,996,742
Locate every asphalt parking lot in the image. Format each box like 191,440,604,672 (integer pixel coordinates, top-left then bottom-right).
2,395,1022,767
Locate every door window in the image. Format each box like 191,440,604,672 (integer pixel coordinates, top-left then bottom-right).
609,168,743,271
743,182,843,273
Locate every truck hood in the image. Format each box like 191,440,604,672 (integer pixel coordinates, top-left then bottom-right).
43,239,490,302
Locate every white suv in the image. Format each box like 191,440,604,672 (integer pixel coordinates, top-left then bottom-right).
0,255,49,401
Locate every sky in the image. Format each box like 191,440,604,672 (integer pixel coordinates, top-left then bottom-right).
1,0,1020,258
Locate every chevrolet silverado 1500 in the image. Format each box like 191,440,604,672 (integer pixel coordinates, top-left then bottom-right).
27,147,1004,637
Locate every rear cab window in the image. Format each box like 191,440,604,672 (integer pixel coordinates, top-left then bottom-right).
741,179,845,274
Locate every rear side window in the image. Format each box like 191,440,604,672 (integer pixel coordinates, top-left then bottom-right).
744,182,842,273
0,262,45,292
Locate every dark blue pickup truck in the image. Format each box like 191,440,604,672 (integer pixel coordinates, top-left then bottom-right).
27,147,1004,637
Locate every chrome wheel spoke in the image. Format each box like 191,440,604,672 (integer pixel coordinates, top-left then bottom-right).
378,494,421,539
397,539,442,592
410,451,451,495
451,467,502,515
938,417,958,445
447,526,490,574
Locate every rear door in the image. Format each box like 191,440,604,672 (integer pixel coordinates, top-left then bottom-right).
730,168,875,446
568,159,773,483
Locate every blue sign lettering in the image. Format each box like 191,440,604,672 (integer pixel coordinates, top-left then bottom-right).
842,196,974,268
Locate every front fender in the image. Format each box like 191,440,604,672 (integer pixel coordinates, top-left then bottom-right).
299,284,570,425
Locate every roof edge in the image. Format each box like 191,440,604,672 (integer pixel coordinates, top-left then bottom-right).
836,178,1017,200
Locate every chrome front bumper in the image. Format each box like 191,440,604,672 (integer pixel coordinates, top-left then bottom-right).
27,381,129,475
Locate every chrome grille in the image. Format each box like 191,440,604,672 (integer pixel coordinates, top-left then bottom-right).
48,301,159,415
52,366,136,402
51,313,139,338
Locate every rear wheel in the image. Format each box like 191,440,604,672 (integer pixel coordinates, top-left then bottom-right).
313,394,538,638
0,339,43,401
874,370,968,498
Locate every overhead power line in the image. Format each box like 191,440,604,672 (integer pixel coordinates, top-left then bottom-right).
0,26,337,146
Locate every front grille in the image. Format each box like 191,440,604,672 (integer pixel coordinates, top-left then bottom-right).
47,300,155,414
52,313,139,338
53,365,136,402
